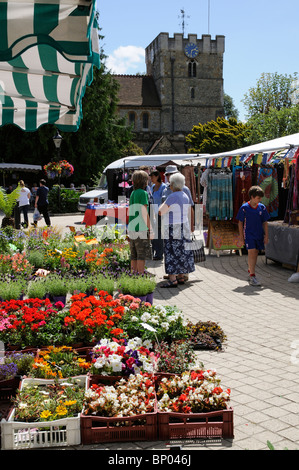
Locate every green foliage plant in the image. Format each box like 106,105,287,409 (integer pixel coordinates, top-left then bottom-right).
0,185,21,218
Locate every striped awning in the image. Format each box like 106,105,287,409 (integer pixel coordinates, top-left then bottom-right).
0,0,100,131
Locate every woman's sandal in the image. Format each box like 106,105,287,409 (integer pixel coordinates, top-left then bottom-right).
161,280,178,288
177,276,185,284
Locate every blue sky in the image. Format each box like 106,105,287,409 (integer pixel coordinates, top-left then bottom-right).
96,0,299,121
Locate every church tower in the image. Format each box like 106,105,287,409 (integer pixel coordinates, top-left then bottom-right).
145,32,225,135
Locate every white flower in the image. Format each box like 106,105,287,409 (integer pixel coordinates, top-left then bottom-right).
161,322,169,330
141,312,151,322
131,316,139,322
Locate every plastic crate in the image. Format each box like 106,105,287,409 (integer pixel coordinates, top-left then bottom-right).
1,375,87,450
158,408,234,440
81,374,158,444
81,410,158,444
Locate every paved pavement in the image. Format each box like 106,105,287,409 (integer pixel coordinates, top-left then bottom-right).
2,212,299,451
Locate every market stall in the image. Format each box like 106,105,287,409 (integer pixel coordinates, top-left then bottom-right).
83,201,129,226
192,133,299,260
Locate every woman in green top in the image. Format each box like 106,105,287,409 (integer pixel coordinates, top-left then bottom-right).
128,170,153,273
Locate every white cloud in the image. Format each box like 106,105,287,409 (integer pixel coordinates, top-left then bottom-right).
105,46,145,74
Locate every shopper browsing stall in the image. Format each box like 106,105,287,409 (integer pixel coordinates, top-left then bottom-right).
128,170,154,274
159,172,195,288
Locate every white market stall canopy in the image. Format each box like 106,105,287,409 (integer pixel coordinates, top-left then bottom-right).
0,0,100,131
0,162,42,171
193,133,299,167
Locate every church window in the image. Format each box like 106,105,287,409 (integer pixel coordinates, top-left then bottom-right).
188,61,196,78
142,112,149,130
191,87,195,99
128,112,136,128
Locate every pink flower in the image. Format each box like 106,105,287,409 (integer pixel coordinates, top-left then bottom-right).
129,302,140,310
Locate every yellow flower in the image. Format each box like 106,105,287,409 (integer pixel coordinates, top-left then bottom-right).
40,410,52,420
55,405,68,416
64,400,77,406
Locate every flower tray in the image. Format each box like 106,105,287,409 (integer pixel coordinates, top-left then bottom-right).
1,375,88,450
80,374,158,444
81,410,158,444
158,408,234,440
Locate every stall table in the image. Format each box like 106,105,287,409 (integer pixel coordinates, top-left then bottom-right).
83,202,129,226
265,221,299,271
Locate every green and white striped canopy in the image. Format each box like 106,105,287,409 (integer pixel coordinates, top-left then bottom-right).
0,0,100,131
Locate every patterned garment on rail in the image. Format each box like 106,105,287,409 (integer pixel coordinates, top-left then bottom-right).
206,171,233,220
232,168,252,224
257,167,279,218
163,223,195,275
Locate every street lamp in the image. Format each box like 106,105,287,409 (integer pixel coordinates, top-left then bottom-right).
53,130,63,211
53,130,63,159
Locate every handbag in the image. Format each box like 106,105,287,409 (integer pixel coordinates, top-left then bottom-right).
187,235,206,263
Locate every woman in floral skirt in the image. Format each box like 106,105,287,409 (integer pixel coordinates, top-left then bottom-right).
158,173,195,288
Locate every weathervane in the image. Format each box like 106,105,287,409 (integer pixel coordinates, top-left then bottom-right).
178,8,190,36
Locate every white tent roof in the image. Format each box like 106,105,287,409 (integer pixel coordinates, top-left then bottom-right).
104,153,208,171
192,133,299,164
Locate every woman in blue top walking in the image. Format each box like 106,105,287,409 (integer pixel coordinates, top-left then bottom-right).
237,186,270,286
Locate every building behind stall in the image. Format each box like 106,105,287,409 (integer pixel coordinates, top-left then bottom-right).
113,32,225,154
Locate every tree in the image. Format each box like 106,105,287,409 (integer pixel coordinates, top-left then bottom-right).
223,93,239,120
186,117,249,154
242,72,298,118
245,104,299,145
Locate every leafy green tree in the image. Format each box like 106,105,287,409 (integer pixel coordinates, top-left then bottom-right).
223,93,239,120
242,72,298,118
186,117,249,154
245,105,299,145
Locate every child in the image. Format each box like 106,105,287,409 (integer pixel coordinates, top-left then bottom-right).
128,170,154,274
236,186,270,286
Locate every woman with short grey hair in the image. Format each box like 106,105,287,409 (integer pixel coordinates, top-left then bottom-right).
158,173,195,288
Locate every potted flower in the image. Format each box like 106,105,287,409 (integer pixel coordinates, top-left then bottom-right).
29,346,91,379
117,273,156,303
118,302,188,344
44,160,74,179
27,278,48,299
43,274,69,305
0,186,21,228
90,337,157,377
0,278,27,301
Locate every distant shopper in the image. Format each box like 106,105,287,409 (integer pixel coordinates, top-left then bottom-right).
236,185,270,286
30,183,38,207
159,172,195,288
34,179,51,227
128,170,153,274
17,180,31,228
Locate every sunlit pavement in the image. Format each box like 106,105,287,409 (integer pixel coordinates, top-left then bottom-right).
2,212,299,451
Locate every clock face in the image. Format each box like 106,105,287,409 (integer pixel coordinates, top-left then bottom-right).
184,43,199,58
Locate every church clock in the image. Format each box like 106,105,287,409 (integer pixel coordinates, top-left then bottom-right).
184,42,199,58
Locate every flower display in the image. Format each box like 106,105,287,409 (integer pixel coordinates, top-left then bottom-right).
44,160,74,179
118,297,188,343
90,337,157,376
0,298,62,347
83,373,156,417
0,252,33,276
157,370,231,414
30,346,91,379
12,378,85,422
63,291,126,344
